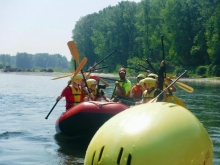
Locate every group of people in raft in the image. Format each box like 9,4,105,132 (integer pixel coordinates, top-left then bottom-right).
56,60,176,111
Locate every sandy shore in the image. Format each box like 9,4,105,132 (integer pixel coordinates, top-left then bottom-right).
1,71,220,84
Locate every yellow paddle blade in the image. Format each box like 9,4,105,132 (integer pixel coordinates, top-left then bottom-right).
176,82,194,93
51,57,87,80
167,95,173,102
72,57,87,78
67,41,80,64
173,95,187,109
167,75,177,79
51,72,75,80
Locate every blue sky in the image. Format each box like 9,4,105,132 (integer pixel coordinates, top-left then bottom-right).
0,0,140,61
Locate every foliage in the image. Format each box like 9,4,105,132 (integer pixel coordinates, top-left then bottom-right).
0,53,70,70
196,66,208,76
208,64,220,77
71,0,220,77
0,62,4,69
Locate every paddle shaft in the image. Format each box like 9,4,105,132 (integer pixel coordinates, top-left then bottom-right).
85,65,108,72
137,63,150,71
156,70,187,99
145,59,157,73
124,65,146,72
161,35,166,78
111,86,116,99
45,81,71,119
91,49,116,69
100,77,123,82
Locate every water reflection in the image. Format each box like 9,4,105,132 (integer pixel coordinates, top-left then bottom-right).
54,134,89,164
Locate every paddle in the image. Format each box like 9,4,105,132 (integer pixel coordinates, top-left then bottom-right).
100,77,123,82
68,41,80,64
161,35,166,78
110,86,116,99
145,59,157,73
175,81,194,93
84,65,108,72
164,83,187,108
90,49,117,70
165,78,194,93
51,57,87,80
147,70,188,104
137,63,150,71
45,57,87,119
161,36,185,107
123,65,146,72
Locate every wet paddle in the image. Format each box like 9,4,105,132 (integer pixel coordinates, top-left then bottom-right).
51,57,87,80
175,81,194,93
68,41,80,64
45,57,87,119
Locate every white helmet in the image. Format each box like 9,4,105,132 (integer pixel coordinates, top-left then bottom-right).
71,74,83,84
148,73,158,79
86,79,97,88
143,77,156,88
137,74,145,79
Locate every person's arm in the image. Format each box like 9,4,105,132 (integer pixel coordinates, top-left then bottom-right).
130,86,135,98
115,81,126,95
102,94,110,102
99,78,109,87
56,86,69,101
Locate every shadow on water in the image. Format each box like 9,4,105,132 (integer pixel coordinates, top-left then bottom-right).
54,133,91,164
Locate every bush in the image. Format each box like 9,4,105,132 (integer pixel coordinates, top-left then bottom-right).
196,66,208,76
0,62,4,69
208,64,220,77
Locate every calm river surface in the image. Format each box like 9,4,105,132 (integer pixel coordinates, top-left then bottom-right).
0,73,219,165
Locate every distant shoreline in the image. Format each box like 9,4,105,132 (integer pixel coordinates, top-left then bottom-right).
1,71,220,84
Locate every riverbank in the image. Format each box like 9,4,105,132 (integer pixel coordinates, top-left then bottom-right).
1,71,220,84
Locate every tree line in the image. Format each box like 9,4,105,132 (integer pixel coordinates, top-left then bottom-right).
0,53,69,70
72,0,220,76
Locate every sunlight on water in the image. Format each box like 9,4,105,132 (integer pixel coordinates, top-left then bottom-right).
0,73,219,164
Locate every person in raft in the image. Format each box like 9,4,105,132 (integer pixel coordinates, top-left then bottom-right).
86,78,111,102
137,77,167,104
111,68,133,106
130,74,145,102
56,74,86,111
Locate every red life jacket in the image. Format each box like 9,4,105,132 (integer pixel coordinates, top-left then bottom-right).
62,86,84,110
131,84,143,101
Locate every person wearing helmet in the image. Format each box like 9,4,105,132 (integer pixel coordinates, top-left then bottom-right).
86,78,111,102
89,74,109,88
56,74,85,111
137,77,167,103
148,72,176,102
130,74,145,101
89,74,110,101
111,68,132,105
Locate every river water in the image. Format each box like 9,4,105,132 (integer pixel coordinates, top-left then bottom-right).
0,73,219,165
